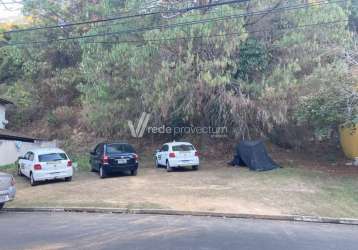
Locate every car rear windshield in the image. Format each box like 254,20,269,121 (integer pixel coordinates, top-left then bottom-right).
38,153,68,162
172,145,194,151
106,144,135,154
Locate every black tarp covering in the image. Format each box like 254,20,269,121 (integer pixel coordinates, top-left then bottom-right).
230,140,279,171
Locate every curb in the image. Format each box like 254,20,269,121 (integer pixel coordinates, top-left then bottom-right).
3,207,358,225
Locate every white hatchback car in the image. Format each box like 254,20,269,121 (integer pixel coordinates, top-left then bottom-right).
18,148,73,186
154,142,199,172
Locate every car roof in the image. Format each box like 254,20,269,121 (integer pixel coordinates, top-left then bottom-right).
105,142,130,145
165,141,193,146
0,172,12,178
29,148,66,155
100,141,130,145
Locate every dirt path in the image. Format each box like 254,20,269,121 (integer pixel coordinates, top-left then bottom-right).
8,159,358,218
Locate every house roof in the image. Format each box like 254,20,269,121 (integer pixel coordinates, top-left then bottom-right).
0,98,14,105
0,129,36,143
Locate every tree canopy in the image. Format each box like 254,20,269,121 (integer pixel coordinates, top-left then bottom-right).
0,0,356,148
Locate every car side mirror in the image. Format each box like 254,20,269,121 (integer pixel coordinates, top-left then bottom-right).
155,149,160,153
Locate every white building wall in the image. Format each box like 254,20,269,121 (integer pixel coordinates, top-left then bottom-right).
0,140,57,166
0,105,6,129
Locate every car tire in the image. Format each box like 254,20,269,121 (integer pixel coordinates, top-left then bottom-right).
0,203,4,210
17,165,23,176
131,170,138,176
192,165,199,171
166,161,172,172
90,164,96,172
155,158,160,168
65,176,72,182
99,167,106,179
30,173,37,186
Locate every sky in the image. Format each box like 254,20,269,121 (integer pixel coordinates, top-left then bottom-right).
0,3,23,22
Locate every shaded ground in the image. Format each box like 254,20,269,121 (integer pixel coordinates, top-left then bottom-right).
5,157,358,218
270,146,358,177
1,212,358,250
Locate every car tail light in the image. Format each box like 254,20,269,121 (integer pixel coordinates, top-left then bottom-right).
169,152,176,158
67,160,72,167
102,155,109,164
34,164,42,170
133,154,139,160
195,151,199,157
11,177,15,186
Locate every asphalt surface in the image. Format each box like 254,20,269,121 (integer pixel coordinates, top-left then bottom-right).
0,212,357,250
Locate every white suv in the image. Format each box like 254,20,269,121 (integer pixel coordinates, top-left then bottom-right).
18,148,73,186
154,142,199,172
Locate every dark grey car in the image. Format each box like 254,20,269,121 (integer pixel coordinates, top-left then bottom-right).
0,172,16,210
90,143,139,178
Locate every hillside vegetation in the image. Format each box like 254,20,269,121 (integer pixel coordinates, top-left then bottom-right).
0,0,357,150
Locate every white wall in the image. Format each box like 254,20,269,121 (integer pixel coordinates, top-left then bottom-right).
0,105,6,129
0,140,57,166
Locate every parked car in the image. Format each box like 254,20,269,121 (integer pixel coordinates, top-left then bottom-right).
0,172,16,210
154,141,199,172
18,148,73,186
90,142,139,178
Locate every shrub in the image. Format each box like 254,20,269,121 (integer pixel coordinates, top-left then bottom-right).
48,106,77,128
296,82,358,139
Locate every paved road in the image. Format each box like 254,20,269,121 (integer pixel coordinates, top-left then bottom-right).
0,212,357,250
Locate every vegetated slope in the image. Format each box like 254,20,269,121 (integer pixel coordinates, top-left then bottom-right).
0,0,357,152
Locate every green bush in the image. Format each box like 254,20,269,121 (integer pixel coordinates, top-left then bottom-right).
296,64,358,139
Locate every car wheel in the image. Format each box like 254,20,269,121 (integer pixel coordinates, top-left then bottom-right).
65,176,72,182
30,173,37,186
0,203,4,210
166,161,172,172
131,169,138,176
99,167,106,179
192,165,199,171
17,165,23,176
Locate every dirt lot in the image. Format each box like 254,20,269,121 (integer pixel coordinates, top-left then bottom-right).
5,157,358,218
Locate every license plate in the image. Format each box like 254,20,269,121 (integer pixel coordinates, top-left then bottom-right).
0,195,9,203
181,160,192,163
117,159,127,164
48,162,58,168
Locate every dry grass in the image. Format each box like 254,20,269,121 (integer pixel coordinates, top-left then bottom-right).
4,158,358,218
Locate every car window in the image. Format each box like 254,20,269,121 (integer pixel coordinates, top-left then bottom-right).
95,144,103,155
24,152,30,160
106,144,135,153
161,145,169,152
28,152,34,161
172,145,195,151
38,153,68,162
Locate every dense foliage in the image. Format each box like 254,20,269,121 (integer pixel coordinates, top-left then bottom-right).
0,0,357,148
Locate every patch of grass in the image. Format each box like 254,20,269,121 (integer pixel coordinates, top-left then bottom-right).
0,163,15,169
0,163,16,174
71,154,90,172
